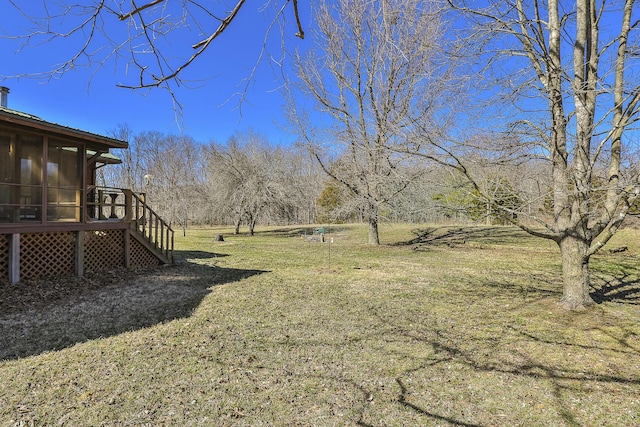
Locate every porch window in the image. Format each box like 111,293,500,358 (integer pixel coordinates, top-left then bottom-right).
0,132,43,222
0,132,85,224
47,142,82,222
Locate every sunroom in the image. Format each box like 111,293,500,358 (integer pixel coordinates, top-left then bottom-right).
0,87,173,284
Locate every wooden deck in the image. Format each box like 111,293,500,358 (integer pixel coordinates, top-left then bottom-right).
0,187,173,284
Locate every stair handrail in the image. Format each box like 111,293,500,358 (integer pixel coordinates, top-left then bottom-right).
125,190,174,263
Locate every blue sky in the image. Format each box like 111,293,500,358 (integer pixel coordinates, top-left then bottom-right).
0,2,311,145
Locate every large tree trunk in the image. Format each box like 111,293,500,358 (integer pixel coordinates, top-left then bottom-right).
368,203,380,245
558,235,595,310
368,218,379,245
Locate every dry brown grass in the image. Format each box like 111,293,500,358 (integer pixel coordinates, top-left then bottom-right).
1,223,639,426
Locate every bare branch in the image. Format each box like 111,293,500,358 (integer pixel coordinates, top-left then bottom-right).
118,0,164,21
292,0,305,39
3,0,305,97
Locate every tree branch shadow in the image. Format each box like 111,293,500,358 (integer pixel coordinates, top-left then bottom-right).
400,227,640,306
251,225,349,238
0,250,267,361
591,258,640,305
591,277,640,305
394,377,486,427
362,286,640,427
395,226,539,250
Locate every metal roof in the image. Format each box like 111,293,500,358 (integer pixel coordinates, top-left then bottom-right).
89,150,122,164
0,106,128,150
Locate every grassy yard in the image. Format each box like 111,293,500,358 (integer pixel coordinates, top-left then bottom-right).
1,223,640,426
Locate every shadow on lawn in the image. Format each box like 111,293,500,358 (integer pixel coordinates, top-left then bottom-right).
176,249,230,259
364,301,640,427
591,278,640,305
393,377,485,427
403,227,640,305
591,257,640,305
397,226,536,249
250,225,349,238
0,250,266,361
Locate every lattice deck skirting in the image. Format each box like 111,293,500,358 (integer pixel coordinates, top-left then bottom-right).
0,234,9,284
84,229,126,273
1,228,166,283
21,232,76,280
130,237,162,268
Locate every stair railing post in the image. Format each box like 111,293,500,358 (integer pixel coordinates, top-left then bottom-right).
108,192,119,219
123,189,133,222
98,189,106,219
154,215,159,248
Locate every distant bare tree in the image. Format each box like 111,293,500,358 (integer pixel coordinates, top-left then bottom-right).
289,0,457,244
104,124,145,191
103,128,206,232
388,167,455,223
206,130,307,234
278,146,324,225
153,134,206,234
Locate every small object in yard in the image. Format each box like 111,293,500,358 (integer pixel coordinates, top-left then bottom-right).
214,234,224,242
610,245,627,253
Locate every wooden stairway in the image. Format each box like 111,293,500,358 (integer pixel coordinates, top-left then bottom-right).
126,191,174,265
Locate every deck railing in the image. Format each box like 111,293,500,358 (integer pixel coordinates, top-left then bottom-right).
88,187,174,263
128,191,174,263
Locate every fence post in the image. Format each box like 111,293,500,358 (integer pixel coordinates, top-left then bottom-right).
9,233,20,285
75,230,84,277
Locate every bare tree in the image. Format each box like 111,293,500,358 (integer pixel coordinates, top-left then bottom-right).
442,0,640,309
154,134,206,234
3,0,305,98
206,130,304,234
104,124,146,191
105,128,207,231
288,0,456,244
278,146,324,225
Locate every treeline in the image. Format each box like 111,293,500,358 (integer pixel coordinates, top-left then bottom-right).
100,125,546,233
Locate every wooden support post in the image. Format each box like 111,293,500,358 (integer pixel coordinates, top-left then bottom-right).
98,189,106,219
124,228,131,269
9,233,20,285
123,190,133,221
166,228,171,258
75,230,85,277
154,216,159,248
109,193,119,218
140,193,147,234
